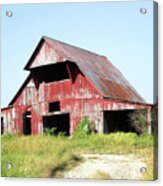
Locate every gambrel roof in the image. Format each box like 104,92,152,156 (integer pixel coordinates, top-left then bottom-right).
24,36,144,103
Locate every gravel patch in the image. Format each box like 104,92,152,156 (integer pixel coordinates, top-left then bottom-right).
64,154,146,180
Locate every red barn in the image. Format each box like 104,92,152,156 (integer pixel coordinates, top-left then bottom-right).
1,36,152,136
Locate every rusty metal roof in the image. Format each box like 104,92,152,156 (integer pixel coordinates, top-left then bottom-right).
24,36,145,103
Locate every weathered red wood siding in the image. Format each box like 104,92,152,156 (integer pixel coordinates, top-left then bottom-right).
1,40,151,135
1,66,151,135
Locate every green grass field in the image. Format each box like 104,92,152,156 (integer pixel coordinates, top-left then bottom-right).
1,132,155,180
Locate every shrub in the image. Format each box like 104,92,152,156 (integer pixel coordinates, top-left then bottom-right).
58,132,66,137
128,109,148,134
43,128,57,136
43,128,67,137
73,116,93,138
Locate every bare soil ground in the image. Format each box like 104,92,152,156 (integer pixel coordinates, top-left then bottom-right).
64,154,146,180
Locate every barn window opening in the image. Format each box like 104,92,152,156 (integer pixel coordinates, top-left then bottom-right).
43,114,70,136
104,110,139,134
32,63,70,84
1,117,4,135
22,111,31,135
49,101,60,112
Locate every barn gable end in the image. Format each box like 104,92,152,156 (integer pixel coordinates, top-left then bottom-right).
24,36,144,103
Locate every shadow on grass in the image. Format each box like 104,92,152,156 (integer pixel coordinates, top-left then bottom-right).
50,155,82,178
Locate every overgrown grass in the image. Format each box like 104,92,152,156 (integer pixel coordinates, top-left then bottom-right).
134,148,155,181
1,132,154,180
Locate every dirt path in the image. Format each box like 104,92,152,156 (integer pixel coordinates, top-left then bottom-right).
64,154,146,180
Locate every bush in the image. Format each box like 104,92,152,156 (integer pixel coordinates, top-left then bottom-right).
43,128,67,137
73,116,93,138
128,109,148,134
44,128,57,136
58,132,66,137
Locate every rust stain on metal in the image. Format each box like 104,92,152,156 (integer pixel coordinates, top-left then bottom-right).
1,36,152,136
24,36,144,103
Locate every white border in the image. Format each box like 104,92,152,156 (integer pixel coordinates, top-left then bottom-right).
0,0,162,186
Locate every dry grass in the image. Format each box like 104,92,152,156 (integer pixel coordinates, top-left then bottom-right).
90,171,113,180
133,147,155,181
1,132,155,180
1,135,82,178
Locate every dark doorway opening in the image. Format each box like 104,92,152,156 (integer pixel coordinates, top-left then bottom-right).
49,101,60,112
23,111,31,135
1,117,4,135
104,110,137,134
32,63,70,84
43,114,70,136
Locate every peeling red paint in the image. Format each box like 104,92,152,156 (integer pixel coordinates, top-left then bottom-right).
1,36,152,136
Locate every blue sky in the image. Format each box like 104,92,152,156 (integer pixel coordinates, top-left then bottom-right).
1,1,154,107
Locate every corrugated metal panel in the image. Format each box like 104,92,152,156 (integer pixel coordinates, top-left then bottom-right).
25,36,144,103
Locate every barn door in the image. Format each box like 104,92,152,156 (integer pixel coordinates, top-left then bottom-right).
1,117,4,135
22,111,31,135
